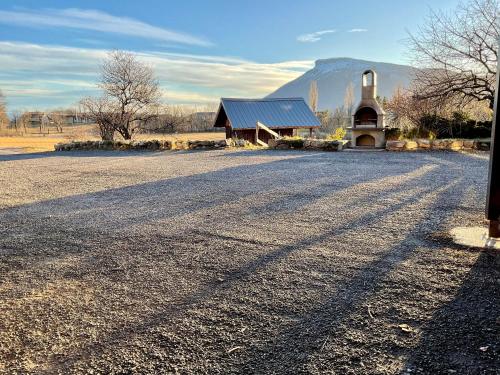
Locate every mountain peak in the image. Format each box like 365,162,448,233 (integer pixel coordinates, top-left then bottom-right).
267,57,415,110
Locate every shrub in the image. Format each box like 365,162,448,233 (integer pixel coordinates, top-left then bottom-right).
326,127,347,141
282,136,304,148
384,128,402,140
418,113,492,139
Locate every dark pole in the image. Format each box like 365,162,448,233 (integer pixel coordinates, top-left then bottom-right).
487,59,500,238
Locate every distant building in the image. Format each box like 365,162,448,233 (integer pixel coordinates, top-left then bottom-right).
23,111,92,127
213,98,320,144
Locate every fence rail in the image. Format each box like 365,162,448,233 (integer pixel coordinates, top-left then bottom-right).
255,121,281,146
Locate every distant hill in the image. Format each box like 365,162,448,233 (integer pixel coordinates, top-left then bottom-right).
267,58,416,111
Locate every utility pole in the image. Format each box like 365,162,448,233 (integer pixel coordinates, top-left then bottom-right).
487,62,500,238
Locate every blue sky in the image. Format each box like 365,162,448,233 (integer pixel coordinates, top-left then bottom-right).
0,0,461,112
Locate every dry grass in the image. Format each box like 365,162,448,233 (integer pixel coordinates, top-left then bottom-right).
0,124,224,153
0,136,68,152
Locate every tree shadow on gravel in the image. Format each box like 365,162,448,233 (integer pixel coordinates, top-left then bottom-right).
402,247,500,375
0,152,425,250
1,151,489,373
232,172,472,374
0,150,168,162
44,169,456,372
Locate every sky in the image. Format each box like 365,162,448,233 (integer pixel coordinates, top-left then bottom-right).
0,0,462,113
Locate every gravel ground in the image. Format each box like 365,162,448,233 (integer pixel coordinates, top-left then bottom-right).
0,149,498,374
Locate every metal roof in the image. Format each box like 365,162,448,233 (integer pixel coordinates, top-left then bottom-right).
214,98,321,129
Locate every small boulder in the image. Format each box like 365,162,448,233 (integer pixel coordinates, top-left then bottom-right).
386,140,406,151
448,140,463,151
463,140,474,149
268,139,278,148
432,139,450,150
405,141,418,150
474,140,490,151
416,139,431,149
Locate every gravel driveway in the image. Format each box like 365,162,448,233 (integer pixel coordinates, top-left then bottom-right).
0,149,498,374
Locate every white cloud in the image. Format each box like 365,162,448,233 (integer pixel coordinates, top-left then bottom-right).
161,90,217,104
348,28,368,33
0,8,211,47
0,41,314,109
297,29,336,43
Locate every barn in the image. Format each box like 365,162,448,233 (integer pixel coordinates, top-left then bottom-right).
213,98,321,144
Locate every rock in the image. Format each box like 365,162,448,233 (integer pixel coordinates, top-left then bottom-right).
232,139,247,147
416,139,431,149
448,140,463,151
174,140,187,150
159,140,172,150
268,139,278,148
463,140,475,149
474,140,490,151
276,143,290,150
405,141,418,150
432,139,450,150
321,140,340,151
386,140,406,151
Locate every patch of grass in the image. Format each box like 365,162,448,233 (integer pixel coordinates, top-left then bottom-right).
0,136,67,152
0,125,225,153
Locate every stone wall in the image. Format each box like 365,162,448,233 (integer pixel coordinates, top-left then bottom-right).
386,139,491,152
268,138,346,151
54,140,172,151
55,139,231,152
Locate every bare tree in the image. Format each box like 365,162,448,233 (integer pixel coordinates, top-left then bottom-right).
331,107,347,128
8,110,30,134
80,96,118,141
10,110,20,132
0,90,9,129
408,0,499,108
81,50,161,140
343,82,355,126
48,111,65,133
101,51,160,139
309,80,318,113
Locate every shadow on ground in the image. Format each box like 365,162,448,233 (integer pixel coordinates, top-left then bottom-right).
0,150,495,374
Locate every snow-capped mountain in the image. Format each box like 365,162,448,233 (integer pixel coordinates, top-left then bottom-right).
267,58,416,111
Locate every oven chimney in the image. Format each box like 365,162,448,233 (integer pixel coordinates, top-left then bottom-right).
362,70,377,100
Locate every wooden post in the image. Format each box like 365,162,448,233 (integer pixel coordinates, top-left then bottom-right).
255,122,259,144
487,60,500,238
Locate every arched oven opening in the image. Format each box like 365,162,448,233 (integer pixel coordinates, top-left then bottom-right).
356,134,376,147
354,107,378,127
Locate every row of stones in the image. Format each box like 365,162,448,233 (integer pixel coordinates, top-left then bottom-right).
54,139,233,152
386,139,491,151
268,138,345,151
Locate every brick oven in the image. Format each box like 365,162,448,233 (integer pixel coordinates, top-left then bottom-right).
350,70,386,148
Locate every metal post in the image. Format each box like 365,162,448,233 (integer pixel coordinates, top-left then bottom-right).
487,60,500,238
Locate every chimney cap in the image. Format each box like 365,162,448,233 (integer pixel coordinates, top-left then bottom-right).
362,70,377,87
